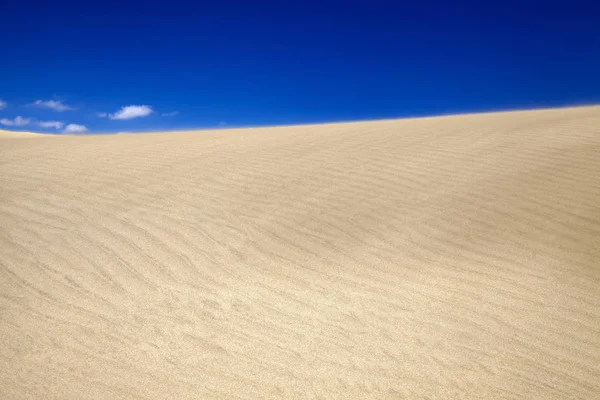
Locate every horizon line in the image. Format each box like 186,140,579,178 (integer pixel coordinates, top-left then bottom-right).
2,102,599,136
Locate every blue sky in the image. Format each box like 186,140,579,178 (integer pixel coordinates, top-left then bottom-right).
1,0,599,134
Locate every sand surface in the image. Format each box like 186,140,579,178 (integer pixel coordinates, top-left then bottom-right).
1,106,599,399
0,130,42,138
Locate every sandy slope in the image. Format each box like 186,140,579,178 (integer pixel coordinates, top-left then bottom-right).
1,106,599,399
0,129,42,138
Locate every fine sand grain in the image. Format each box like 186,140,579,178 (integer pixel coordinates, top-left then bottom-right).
1,106,599,399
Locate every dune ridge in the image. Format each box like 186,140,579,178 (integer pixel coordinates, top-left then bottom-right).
0,129,43,138
1,106,599,399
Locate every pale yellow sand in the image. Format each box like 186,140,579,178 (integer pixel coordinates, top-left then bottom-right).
0,129,42,138
1,106,599,399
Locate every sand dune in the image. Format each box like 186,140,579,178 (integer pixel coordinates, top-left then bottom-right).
1,106,599,399
0,129,42,138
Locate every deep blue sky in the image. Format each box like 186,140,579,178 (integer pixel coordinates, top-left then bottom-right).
1,0,599,133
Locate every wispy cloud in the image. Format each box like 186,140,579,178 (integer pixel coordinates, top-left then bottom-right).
108,105,153,120
0,116,31,126
161,111,179,117
63,123,88,133
31,99,75,112
96,112,108,118
37,120,65,129
0,99,7,110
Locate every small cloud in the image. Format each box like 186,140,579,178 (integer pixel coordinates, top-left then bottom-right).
96,112,108,118
0,99,7,110
219,121,227,127
161,111,179,117
109,105,153,120
0,116,31,126
37,120,65,129
31,99,75,112
63,123,88,133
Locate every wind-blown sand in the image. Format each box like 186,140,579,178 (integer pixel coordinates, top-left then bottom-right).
1,106,599,399
0,130,42,138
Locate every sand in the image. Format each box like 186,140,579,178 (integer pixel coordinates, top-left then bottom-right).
1,106,599,399
0,130,42,138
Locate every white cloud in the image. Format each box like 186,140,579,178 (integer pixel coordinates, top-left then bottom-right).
161,111,179,117
63,124,88,133
37,120,65,129
31,99,75,112
0,116,31,126
0,99,6,110
109,105,153,120
1,117,67,130
96,112,108,118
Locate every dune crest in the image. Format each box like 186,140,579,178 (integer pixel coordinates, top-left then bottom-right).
1,106,599,399
0,129,45,138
